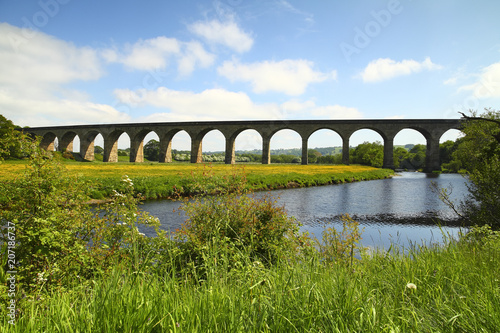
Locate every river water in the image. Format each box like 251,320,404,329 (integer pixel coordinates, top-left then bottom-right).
140,172,470,250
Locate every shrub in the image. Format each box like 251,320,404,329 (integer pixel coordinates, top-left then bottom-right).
172,168,309,279
0,142,160,294
317,214,364,267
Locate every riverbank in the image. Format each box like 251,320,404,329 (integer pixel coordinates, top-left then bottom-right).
4,226,499,332
0,160,394,200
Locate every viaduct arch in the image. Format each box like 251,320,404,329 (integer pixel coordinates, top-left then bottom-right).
26,119,462,172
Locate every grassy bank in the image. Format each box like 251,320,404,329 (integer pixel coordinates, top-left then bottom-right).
0,161,394,200
3,228,499,332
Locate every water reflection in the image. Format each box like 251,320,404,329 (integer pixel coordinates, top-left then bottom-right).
140,172,470,250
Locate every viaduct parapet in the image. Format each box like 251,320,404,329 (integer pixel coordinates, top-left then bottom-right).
26,119,462,172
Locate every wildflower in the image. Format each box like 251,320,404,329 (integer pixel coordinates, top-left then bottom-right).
136,227,145,236
112,190,125,198
122,175,133,186
406,283,417,290
36,272,48,284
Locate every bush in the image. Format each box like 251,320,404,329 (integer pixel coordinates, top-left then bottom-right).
0,142,160,294
170,169,309,279
317,214,364,267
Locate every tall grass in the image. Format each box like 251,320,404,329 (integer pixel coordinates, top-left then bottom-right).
4,229,499,332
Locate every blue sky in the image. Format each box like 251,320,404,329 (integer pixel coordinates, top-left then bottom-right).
1,0,500,151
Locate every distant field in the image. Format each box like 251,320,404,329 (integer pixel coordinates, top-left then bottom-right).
0,160,382,179
0,159,394,199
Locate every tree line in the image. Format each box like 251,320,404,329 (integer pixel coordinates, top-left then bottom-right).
135,138,460,170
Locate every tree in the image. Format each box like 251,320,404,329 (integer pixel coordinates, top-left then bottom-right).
393,147,409,169
94,145,104,155
440,139,463,172
308,149,321,164
144,139,159,161
407,144,426,169
0,114,28,160
350,141,383,167
454,109,500,228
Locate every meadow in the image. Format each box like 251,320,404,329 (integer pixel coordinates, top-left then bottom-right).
0,159,394,200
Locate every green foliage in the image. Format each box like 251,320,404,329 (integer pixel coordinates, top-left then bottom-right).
143,139,159,161
350,141,384,167
174,171,307,277
455,109,500,228
0,115,28,160
0,142,160,294
317,214,364,267
236,152,261,162
307,149,321,163
407,144,426,169
93,145,104,155
271,154,301,163
316,153,343,164
393,147,409,168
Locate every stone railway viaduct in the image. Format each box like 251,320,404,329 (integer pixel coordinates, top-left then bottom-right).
26,119,462,172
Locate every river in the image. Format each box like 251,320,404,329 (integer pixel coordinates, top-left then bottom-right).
139,172,470,250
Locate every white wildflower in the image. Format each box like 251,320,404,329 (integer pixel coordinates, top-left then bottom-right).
113,190,125,198
122,175,133,186
406,283,417,290
36,272,48,284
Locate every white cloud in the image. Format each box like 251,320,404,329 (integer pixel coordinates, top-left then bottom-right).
119,37,180,71
105,36,215,75
0,90,131,127
443,77,458,85
0,23,130,126
360,57,442,83
188,19,253,53
0,23,102,96
458,62,500,98
218,59,333,95
177,41,216,76
114,87,282,120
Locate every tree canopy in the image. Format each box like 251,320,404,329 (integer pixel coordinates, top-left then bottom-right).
453,108,500,228
0,114,28,160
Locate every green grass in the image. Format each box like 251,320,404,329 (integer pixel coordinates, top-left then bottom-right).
0,159,394,200
4,232,499,332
